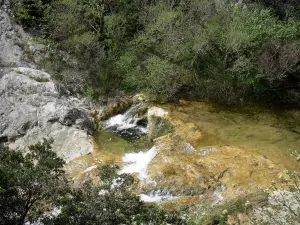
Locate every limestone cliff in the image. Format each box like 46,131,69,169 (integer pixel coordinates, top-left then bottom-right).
0,6,93,161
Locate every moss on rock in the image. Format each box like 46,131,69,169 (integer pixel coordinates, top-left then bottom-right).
148,116,174,140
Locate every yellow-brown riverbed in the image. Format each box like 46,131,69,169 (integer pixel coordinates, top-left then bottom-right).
65,100,300,200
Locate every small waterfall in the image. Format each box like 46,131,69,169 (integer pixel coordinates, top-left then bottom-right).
120,146,157,180
103,103,148,141
103,104,172,201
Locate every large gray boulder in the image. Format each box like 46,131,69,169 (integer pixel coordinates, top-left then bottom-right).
0,67,93,162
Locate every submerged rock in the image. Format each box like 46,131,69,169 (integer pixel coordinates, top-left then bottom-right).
146,101,296,201
0,67,93,161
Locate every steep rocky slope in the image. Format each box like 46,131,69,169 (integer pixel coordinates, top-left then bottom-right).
0,4,27,77
0,67,93,161
0,6,93,161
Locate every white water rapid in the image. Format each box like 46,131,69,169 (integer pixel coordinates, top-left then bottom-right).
139,190,178,203
103,104,148,134
103,104,177,202
120,146,157,180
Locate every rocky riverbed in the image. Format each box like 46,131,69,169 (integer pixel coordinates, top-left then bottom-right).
65,100,300,208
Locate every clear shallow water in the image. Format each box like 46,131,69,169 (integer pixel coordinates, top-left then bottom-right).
162,101,300,171
102,105,158,181
66,101,300,198
66,105,153,181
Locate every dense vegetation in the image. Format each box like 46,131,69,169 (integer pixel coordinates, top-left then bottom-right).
1,140,298,224
0,140,185,225
9,0,300,104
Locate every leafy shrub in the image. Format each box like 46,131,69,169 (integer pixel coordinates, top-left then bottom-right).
47,165,186,225
0,139,67,225
193,5,300,104
251,0,300,19
10,0,53,31
10,0,300,105
0,142,186,225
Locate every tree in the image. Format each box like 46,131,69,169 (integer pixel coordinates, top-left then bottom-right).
46,165,186,225
0,143,185,225
10,0,54,31
250,0,300,19
0,139,67,225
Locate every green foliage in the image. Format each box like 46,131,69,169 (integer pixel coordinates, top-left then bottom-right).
11,0,300,104
192,4,300,104
251,0,300,19
117,6,196,100
0,139,67,225
226,7,299,49
0,141,185,225
45,165,186,225
11,0,53,31
83,83,101,99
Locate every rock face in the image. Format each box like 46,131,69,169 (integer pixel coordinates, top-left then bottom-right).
0,6,26,77
0,67,93,162
0,7,93,162
93,96,134,121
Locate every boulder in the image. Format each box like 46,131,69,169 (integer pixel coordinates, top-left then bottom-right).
147,107,172,139
0,67,93,162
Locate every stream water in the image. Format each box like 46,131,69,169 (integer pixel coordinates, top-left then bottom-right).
161,101,300,172
65,101,300,203
103,103,148,142
65,104,174,202
120,146,157,180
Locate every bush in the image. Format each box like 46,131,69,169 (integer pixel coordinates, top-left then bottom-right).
10,0,53,31
250,0,300,19
0,139,67,225
45,165,186,225
192,5,300,104
0,142,186,225
11,0,300,105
